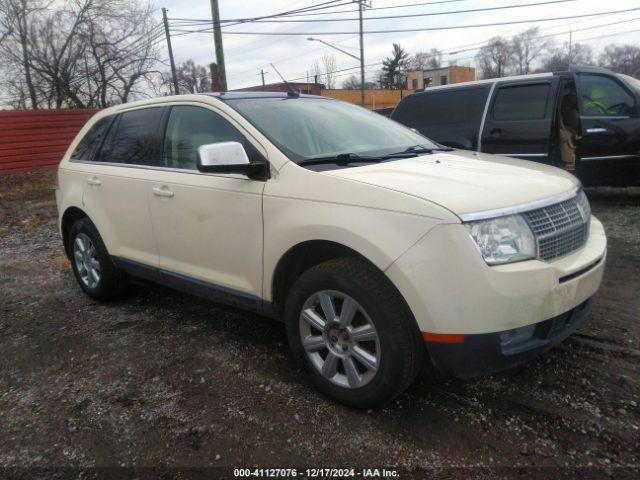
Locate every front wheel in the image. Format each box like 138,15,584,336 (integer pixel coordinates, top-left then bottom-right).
285,258,425,408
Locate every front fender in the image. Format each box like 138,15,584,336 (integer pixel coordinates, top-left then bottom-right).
262,195,441,301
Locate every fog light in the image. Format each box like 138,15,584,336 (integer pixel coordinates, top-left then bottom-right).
500,324,536,348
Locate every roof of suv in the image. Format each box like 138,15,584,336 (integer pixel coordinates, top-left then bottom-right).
406,65,615,97
201,91,328,101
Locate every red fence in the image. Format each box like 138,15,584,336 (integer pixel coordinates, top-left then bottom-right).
0,108,98,174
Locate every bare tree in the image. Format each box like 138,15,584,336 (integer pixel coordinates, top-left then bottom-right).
321,53,336,89
408,48,442,71
0,1,12,46
310,54,336,88
0,0,48,108
0,0,162,109
172,59,212,93
511,27,553,75
26,0,94,108
475,37,514,79
83,0,162,107
311,59,321,84
542,42,593,72
340,74,375,89
598,44,640,77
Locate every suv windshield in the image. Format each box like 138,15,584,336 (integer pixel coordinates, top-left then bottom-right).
618,73,640,95
226,97,439,163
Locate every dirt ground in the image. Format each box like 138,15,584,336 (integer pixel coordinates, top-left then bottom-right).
0,170,638,479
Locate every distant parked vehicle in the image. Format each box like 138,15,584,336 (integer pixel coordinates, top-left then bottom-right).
392,66,640,186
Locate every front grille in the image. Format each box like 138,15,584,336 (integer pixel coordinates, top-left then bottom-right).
521,192,590,261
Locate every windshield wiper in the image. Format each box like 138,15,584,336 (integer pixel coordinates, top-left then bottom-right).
396,145,455,155
298,149,428,166
299,153,390,166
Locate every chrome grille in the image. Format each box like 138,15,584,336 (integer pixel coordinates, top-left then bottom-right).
522,192,590,261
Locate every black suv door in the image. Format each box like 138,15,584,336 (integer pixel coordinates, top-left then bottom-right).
481,78,560,163
575,72,640,186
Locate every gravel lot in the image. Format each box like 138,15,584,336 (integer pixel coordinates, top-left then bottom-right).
0,171,638,478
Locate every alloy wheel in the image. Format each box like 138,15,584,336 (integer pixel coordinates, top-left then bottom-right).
73,232,101,289
299,290,381,389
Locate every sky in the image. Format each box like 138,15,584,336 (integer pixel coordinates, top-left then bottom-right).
155,0,640,89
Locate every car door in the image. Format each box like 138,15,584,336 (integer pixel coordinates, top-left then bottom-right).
481,78,560,163
146,103,266,307
574,72,640,186
79,107,164,269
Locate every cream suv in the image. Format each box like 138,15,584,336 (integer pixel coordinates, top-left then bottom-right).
56,93,607,407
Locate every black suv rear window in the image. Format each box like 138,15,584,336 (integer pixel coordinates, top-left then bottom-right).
393,87,488,127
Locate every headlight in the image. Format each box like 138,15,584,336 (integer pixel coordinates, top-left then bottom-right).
576,189,591,221
464,214,536,265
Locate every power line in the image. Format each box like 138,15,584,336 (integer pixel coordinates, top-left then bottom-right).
168,0,350,26
449,26,640,64
210,7,640,36
180,0,579,25
171,0,471,23
283,15,640,84
447,16,640,55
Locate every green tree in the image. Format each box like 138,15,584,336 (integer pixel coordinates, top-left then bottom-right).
380,43,408,89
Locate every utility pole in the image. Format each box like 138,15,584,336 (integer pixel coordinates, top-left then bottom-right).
210,0,227,91
568,29,573,66
357,0,366,107
162,8,179,95
260,69,266,86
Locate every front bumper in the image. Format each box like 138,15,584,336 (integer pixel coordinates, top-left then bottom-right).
386,216,606,335
426,297,594,378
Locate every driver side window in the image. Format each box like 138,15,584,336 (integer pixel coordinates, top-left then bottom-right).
163,106,245,170
578,74,635,117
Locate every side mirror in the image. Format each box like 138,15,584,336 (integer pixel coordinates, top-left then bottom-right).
196,142,267,178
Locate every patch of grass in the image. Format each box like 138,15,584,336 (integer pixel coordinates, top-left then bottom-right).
0,170,56,202
21,214,44,230
55,251,71,270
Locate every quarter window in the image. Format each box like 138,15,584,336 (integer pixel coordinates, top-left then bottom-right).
96,107,163,166
393,87,489,126
578,74,635,116
162,106,245,170
493,84,550,121
71,116,112,161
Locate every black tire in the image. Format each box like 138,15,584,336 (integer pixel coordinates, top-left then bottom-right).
285,257,425,408
67,217,127,300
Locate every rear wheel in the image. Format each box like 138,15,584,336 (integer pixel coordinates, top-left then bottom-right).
285,257,424,408
68,218,127,300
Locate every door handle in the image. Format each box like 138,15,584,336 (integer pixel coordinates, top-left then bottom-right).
586,127,608,134
152,186,174,198
86,177,101,186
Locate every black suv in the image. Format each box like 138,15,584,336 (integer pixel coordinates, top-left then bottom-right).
392,66,640,186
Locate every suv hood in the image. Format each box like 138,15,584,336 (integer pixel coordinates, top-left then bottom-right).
324,150,579,217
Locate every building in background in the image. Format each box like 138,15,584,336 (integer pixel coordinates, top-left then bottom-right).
406,66,475,90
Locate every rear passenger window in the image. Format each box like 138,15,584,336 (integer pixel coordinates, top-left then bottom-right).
493,84,550,121
97,107,163,166
162,106,245,170
394,87,488,126
71,117,112,161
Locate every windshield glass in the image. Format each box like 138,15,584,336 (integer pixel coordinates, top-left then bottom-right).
226,97,439,163
618,74,640,95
